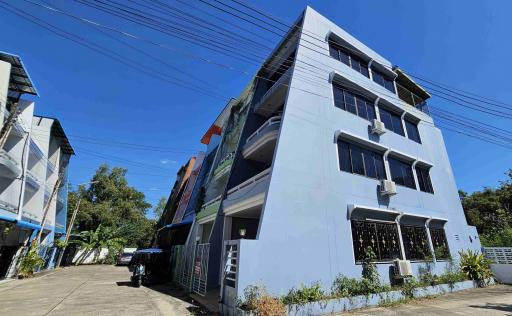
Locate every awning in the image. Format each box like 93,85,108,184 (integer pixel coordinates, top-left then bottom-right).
16,220,41,231
348,204,448,226
161,220,193,231
0,51,38,96
0,214,16,223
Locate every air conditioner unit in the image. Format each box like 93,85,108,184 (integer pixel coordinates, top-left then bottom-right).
371,119,386,135
380,180,397,196
393,259,413,278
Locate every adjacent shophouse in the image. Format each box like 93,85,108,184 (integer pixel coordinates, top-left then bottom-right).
0,51,73,278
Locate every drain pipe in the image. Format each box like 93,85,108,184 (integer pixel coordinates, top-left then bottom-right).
411,160,420,191
383,149,392,181
425,217,436,262
395,212,406,260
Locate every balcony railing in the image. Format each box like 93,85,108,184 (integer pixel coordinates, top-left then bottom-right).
25,169,41,191
254,67,292,117
0,149,21,178
223,168,270,215
213,152,235,180
246,116,281,144
396,83,430,115
0,199,17,213
196,195,222,222
243,116,281,163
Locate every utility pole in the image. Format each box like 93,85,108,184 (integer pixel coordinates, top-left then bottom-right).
35,176,62,244
55,198,81,267
0,101,18,149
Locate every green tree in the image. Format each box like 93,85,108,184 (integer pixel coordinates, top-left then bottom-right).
74,224,126,264
67,164,155,248
153,197,167,219
461,169,512,247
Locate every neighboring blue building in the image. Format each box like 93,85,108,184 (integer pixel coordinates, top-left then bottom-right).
0,52,74,278
163,7,481,313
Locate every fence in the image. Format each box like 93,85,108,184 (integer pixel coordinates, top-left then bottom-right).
483,247,512,284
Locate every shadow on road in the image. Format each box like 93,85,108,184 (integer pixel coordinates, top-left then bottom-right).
147,282,216,315
469,303,512,314
116,281,132,287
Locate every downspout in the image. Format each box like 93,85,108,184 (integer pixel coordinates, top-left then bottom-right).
383,149,392,181
374,97,381,121
425,217,436,262
400,112,408,138
368,59,374,81
411,160,420,191
395,213,406,260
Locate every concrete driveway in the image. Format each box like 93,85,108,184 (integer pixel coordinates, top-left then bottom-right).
346,285,512,315
0,265,212,316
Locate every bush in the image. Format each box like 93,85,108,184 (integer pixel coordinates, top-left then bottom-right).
459,249,492,284
18,247,44,278
282,282,324,305
331,275,365,297
399,277,421,298
238,285,286,316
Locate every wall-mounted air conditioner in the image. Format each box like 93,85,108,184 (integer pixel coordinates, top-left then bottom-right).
371,119,386,135
380,179,397,196
393,259,413,278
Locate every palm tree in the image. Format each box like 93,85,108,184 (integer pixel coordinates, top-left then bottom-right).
74,225,126,265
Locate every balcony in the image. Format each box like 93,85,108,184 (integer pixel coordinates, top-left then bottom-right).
29,139,44,160
196,195,222,224
25,169,41,191
10,116,30,138
242,116,281,163
0,149,21,179
223,168,270,216
212,152,234,181
0,199,17,213
254,67,292,117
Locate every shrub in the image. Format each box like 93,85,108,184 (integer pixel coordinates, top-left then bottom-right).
331,275,364,297
459,250,492,284
238,285,286,316
18,247,44,278
282,282,324,305
399,277,421,298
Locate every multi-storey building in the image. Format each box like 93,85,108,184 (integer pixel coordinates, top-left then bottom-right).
160,7,481,313
0,52,73,278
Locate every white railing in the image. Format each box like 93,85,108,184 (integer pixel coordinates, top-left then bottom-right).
255,67,292,108
227,168,270,195
0,149,19,167
483,247,512,264
223,240,240,288
202,194,223,210
246,116,281,144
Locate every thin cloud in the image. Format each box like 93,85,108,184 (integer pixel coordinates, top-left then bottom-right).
160,159,177,165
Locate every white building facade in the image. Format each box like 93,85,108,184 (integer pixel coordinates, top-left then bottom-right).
0,52,73,278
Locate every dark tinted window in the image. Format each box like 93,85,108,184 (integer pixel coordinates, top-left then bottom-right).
337,140,386,180
416,166,434,193
388,157,416,189
333,85,376,121
329,43,369,78
379,108,404,136
372,69,395,93
405,119,421,143
429,228,450,259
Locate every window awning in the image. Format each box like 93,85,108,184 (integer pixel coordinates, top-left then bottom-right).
348,204,448,226
0,51,38,96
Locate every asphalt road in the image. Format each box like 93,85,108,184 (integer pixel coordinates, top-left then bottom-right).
0,265,210,316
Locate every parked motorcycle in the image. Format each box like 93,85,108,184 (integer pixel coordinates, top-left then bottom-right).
131,263,145,287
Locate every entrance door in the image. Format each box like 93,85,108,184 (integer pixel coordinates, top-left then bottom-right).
0,246,19,278
191,243,210,296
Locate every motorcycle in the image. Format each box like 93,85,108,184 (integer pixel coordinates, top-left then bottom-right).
131,263,145,287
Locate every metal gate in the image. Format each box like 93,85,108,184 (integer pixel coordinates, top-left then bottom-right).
170,245,184,282
191,243,210,296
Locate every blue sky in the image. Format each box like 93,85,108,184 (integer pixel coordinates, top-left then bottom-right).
1,0,511,217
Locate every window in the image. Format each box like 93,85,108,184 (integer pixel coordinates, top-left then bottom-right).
351,220,402,262
429,227,450,259
329,43,369,78
389,157,416,189
379,108,404,136
405,119,421,143
401,225,431,260
372,69,395,93
416,166,434,193
333,85,376,121
338,141,386,180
